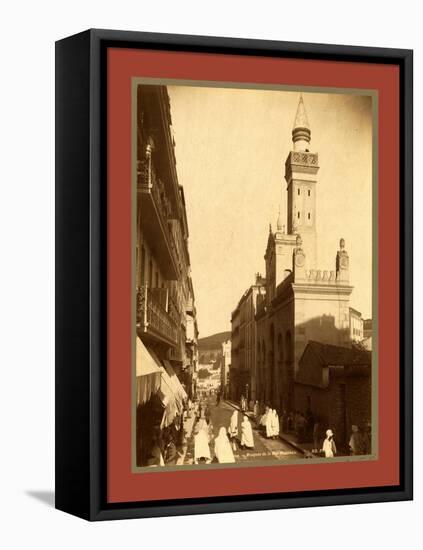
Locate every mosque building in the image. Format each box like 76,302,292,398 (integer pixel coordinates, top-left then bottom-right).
232,95,359,414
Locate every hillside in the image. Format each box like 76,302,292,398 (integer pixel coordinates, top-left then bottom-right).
198,331,231,351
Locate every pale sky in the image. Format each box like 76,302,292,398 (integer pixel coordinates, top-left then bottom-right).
167,85,373,338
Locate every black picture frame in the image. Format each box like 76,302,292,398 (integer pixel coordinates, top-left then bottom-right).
55,29,413,521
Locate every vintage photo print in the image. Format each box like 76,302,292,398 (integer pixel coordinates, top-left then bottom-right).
133,81,376,471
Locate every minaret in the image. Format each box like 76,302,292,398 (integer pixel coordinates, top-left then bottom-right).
284,94,319,269
292,95,311,152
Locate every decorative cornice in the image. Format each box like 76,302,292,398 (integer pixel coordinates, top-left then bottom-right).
292,282,353,297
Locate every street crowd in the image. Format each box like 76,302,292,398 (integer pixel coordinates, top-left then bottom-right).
192,400,254,464
240,395,372,458
144,394,372,467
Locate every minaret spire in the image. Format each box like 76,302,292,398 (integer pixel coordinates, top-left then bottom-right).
292,94,311,151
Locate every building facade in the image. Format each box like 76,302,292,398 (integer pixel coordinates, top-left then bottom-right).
363,318,372,339
136,84,199,397
250,96,357,414
230,274,266,401
220,339,231,398
295,341,371,451
349,307,364,342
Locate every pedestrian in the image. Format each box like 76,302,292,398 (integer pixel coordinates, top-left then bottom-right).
265,408,273,438
363,422,372,454
163,433,178,465
271,409,280,439
349,425,364,455
206,416,214,442
174,416,183,447
228,410,239,451
196,412,208,433
148,433,164,467
240,415,254,449
205,404,211,424
194,424,211,464
260,405,270,429
322,429,337,458
296,412,306,442
253,400,260,421
214,426,235,463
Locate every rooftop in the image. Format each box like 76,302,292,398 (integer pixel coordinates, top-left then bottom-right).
302,340,371,367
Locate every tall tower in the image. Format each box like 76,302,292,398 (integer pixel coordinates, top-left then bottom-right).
284,95,319,269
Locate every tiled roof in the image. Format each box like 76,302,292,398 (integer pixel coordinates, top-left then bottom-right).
304,340,371,366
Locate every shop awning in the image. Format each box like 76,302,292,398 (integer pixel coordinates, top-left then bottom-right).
163,360,188,402
135,337,162,406
148,350,185,428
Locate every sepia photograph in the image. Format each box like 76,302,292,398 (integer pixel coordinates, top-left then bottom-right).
53,27,412,522
133,81,376,470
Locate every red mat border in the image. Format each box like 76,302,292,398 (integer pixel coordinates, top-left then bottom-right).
107,48,399,503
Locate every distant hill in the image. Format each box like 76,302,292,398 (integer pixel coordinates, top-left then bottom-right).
198,331,231,351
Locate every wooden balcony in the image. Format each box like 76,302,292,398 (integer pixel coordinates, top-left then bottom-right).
185,296,194,314
136,285,178,347
137,159,180,279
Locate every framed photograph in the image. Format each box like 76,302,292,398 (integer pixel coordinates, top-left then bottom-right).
55,29,413,520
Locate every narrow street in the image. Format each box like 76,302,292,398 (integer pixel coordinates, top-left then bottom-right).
183,398,303,465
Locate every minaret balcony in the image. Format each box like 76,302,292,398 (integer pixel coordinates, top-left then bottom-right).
290,151,319,166
285,151,319,180
136,285,179,347
137,159,180,279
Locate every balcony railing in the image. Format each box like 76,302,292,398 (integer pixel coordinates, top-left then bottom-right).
186,296,194,313
136,285,178,347
137,158,180,278
138,158,172,218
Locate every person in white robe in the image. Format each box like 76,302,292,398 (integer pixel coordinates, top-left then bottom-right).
322,429,337,458
196,416,208,433
260,406,269,428
241,415,254,449
194,426,211,463
271,409,280,439
265,408,274,438
214,427,235,463
228,410,238,438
